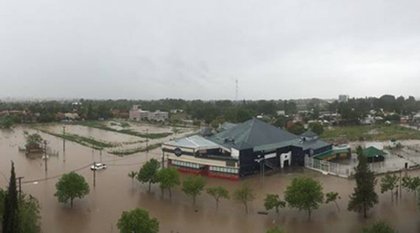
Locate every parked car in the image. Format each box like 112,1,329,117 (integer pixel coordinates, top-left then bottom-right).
90,162,107,171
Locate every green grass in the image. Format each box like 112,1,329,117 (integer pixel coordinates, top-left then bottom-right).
321,125,420,141
38,129,115,150
78,121,172,139
109,143,162,156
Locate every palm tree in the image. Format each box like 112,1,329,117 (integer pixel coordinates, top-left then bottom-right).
128,171,138,186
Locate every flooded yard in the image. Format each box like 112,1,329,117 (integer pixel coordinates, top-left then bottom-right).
1,127,420,233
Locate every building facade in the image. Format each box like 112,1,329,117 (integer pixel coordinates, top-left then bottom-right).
161,118,332,180
129,105,169,122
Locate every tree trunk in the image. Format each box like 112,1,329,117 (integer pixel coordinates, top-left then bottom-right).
363,204,367,218
193,196,196,207
334,201,340,211
148,181,151,192
216,200,219,210
244,202,248,214
71,198,74,208
391,188,393,202
169,188,172,199
308,209,311,220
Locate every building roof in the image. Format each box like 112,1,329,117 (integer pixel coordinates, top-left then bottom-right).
164,135,220,150
218,122,237,131
363,146,387,158
300,130,318,138
209,118,299,150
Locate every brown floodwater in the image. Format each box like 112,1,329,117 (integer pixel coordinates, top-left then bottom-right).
1,126,420,233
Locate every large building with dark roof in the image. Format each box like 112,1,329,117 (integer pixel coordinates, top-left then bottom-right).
161,118,332,180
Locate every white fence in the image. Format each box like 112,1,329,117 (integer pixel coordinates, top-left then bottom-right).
305,157,353,178
306,156,411,178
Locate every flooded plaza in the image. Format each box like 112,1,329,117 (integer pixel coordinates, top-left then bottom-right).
1,126,420,233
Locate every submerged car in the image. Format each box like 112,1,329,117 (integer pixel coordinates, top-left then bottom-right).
90,162,107,171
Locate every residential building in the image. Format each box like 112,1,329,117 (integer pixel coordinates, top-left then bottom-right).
129,105,168,122
338,95,349,103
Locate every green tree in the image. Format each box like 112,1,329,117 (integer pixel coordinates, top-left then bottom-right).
325,192,341,211
0,191,41,233
0,116,15,129
182,176,206,207
287,122,305,135
17,194,41,233
117,208,159,233
128,171,138,187
309,122,324,135
206,186,230,210
284,177,324,220
24,133,43,150
402,176,420,196
233,184,255,214
348,146,378,218
137,159,160,192
0,189,4,222
264,194,286,217
362,221,396,233
380,174,399,202
156,168,180,199
266,226,286,233
54,172,90,208
2,162,20,233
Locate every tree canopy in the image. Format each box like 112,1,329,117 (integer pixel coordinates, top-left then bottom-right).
348,147,378,218
206,186,230,210
264,194,286,216
182,176,206,206
266,226,286,233
1,191,41,233
117,208,159,233
325,192,341,211
54,172,90,208
284,176,324,219
156,168,180,198
233,184,255,214
137,159,160,192
24,132,43,150
380,174,399,202
2,162,20,233
362,221,396,233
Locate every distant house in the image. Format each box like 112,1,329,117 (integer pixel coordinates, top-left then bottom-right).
276,110,286,116
129,105,168,122
363,146,386,163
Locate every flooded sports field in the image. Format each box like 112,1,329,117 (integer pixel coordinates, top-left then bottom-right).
1,126,420,233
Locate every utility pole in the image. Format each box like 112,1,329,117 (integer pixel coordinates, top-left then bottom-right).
63,125,66,163
146,129,149,152
43,140,48,172
161,151,165,168
100,149,103,163
93,168,96,188
17,176,24,199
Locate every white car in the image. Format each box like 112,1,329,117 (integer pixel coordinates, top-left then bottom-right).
90,162,107,171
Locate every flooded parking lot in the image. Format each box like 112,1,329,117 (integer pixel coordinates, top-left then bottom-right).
1,127,420,233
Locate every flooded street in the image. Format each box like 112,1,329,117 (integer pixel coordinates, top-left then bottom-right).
1,127,420,233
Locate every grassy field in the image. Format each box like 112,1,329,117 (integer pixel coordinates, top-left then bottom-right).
38,129,116,150
109,143,162,156
78,121,172,139
321,125,420,141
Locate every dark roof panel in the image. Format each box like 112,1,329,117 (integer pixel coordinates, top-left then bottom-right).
209,118,299,150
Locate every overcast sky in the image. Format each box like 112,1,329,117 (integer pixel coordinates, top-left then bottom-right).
1,0,419,100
